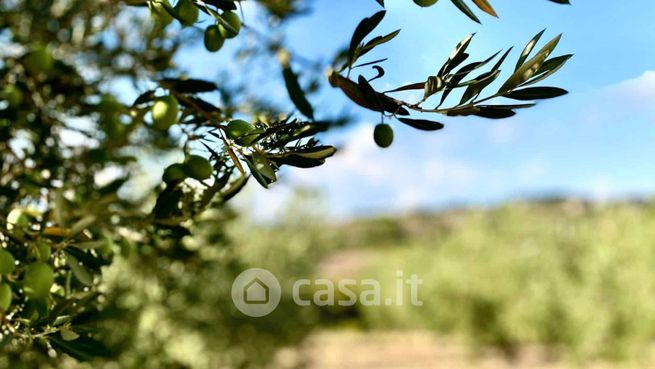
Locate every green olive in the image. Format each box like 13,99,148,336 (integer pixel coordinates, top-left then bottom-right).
373,123,394,148
204,25,225,52
0,283,12,311
413,0,438,7
23,262,54,300
26,45,54,73
162,163,187,183
184,155,213,180
174,0,199,26
152,95,179,130
218,11,241,39
0,249,15,275
3,85,23,107
225,119,255,140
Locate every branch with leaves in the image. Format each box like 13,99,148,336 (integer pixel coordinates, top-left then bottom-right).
330,8,571,147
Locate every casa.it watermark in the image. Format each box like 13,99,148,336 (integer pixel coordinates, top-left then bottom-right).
231,268,423,317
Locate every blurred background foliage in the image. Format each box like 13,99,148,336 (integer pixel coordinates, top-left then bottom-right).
231,194,655,367
91,191,655,368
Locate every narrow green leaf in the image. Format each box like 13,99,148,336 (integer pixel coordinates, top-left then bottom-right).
471,0,497,17
65,252,93,286
349,11,386,66
359,29,401,58
70,216,96,237
424,76,444,99
459,70,500,104
50,335,112,362
515,29,545,71
398,117,445,131
159,78,217,93
505,87,568,100
282,65,314,119
386,82,429,93
499,34,562,93
474,106,516,119
289,146,337,160
439,33,474,77
252,152,276,181
522,54,573,86
450,0,481,23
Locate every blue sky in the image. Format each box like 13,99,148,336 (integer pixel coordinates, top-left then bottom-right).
172,0,655,218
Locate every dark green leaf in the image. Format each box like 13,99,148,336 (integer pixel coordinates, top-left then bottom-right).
474,106,516,119
132,90,155,107
460,70,500,104
398,117,445,131
220,176,249,202
203,0,237,11
65,252,94,286
385,82,425,93
450,0,481,23
270,155,325,168
358,29,401,58
282,65,315,119
424,76,445,99
50,335,112,362
349,11,386,66
505,87,568,100
439,34,474,77
159,78,217,93
288,145,337,160
180,96,221,113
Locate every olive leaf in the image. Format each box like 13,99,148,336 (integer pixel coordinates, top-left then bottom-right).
398,117,445,131
348,11,386,66
282,63,315,119
506,87,568,100
499,33,562,93
159,78,218,93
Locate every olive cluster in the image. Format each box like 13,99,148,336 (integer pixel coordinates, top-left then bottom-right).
148,0,242,53
203,11,242,53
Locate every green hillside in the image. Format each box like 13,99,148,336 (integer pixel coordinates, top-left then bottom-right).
235,198,655,363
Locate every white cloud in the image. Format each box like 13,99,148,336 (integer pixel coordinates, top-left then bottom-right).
578,70,655,124
605,70,655,106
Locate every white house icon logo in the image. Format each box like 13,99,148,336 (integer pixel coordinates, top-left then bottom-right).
231,268,281,317
243,278,269,304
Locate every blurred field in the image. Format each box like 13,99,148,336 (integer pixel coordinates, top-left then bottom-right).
273,330,654,369
235,197,655,367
